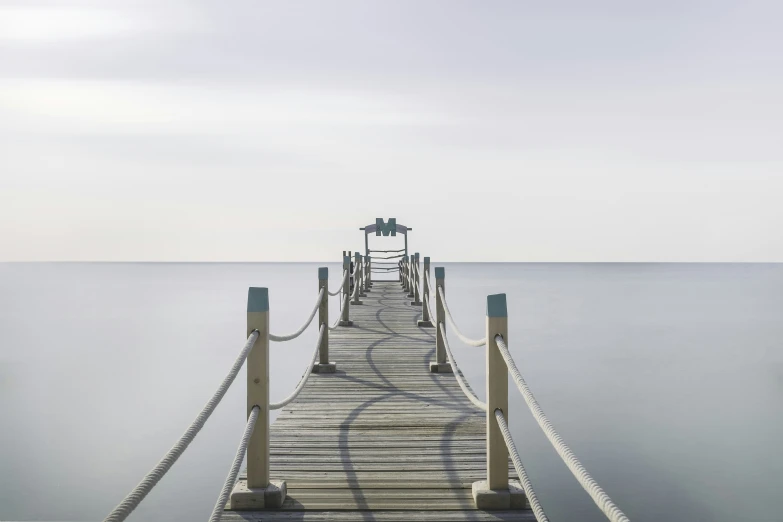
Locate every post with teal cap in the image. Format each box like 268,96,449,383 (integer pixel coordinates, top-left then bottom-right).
417,257,433,327
401,256,407,289
472,293,522,509
231,287,286,508
339,255,352,326
410,253,422,306
352,252,363,305
314,268,337,373
430,267,452,373
366,255,372,289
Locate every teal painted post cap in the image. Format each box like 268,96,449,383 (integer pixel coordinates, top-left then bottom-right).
487,294,507,318
424,256,430,263
435,267,445,279
343,255,350,264
318,267,328,280
414,252,419,259
247,287,269,313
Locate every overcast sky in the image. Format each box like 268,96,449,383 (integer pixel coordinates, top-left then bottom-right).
1,0,781,261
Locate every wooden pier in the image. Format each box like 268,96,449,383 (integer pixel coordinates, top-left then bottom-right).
103,220,628,522
223,279,532,521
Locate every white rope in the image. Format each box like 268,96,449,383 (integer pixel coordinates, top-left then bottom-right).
208,405,260,522
495,335,630,522
437,286,486,347
270,324,324,410
329,295,348,330
350,275,361,299
494,409,548,521
269,288,324,342
438,323,487,411
328,270,348,296
103,331,260,522
424,294,434,321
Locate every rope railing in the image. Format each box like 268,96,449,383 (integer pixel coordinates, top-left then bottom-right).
270,324,325,410
437,286,486,347
438,323,486,411
495,335,630,522
368,248,405,253
329,295,348,330
371,253,405,260
495,409,548,522
103,330,260,522
328,270,349,296
350,274,361,299
424,292,434,321
269,288,324,342
209,405,261,522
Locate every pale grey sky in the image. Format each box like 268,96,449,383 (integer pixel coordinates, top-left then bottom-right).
1,0,781,261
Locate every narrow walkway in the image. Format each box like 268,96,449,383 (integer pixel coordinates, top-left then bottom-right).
223,281,533,521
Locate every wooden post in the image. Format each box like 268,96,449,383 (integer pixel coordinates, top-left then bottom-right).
358,254,367,297
417,256,433,327
430,267,452,373
313,268,336,373
408,254,416,297
367,256,372,289
363,256,370,293
339,255,352,326
231,287,286,509
472,293,522,509
410,252,422,306
352,252,363,305
401,256,407,289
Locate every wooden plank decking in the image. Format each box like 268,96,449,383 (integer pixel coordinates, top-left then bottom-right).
223,280,534,521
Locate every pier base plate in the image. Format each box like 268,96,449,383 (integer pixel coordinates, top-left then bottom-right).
229,479,287,509
417,320,434,327
472,480,526,510
338,320,353,327
429,361,453,373
312,362,337,374
410,300,422,306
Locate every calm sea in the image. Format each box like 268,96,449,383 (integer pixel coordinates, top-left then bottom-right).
1,263,781,521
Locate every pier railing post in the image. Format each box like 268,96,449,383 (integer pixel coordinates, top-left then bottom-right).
367,256,372,289
352,252,363,305
363,256,370,293
231,287,286,509
358,254,367,297
314,268,336,373
410,252,422,306
417,256,433,327
430,267,452,373
472,293,523,509
339,255,353,326
407,255,415,297
401,256,407,289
